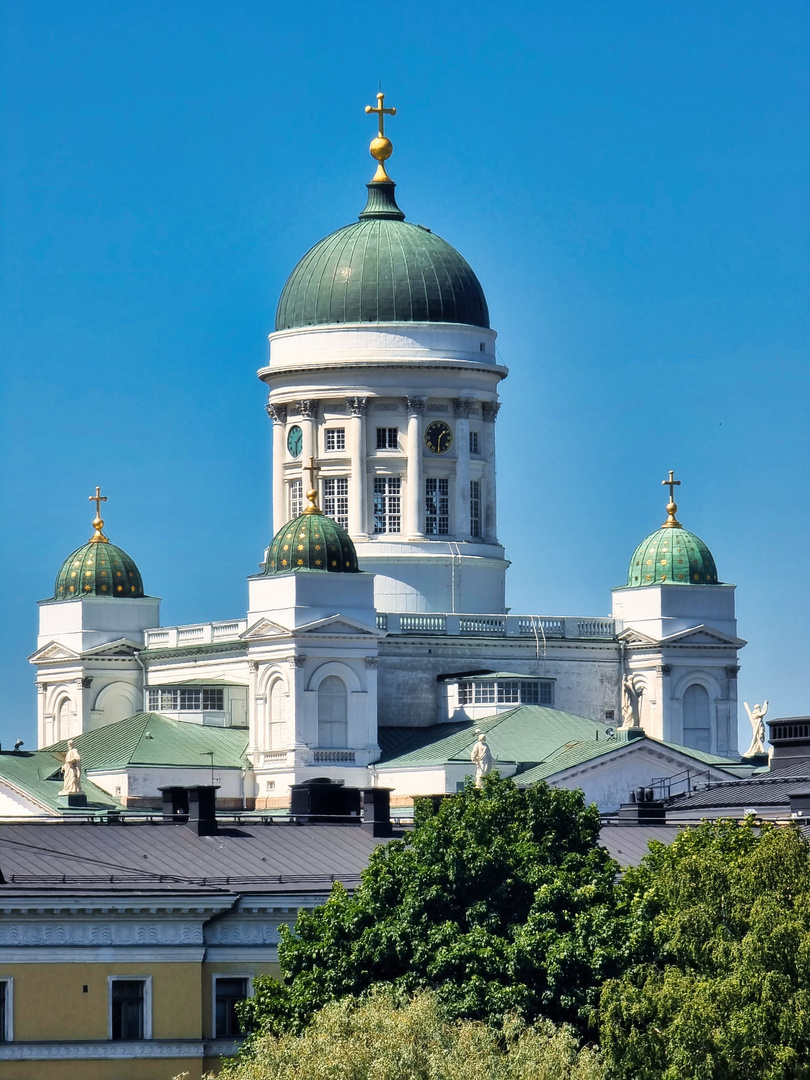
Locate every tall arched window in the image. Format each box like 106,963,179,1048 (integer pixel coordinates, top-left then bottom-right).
318,676,347,748
57,697,72,741
268,681,287,750
682,684,711,752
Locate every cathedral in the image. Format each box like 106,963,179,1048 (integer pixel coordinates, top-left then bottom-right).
23,97,755,813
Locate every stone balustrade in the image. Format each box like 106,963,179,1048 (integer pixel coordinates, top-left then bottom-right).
144,620,247,650
375,613,615,640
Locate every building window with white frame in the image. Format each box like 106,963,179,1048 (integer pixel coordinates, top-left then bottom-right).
470,480,481,537
469,430,479,454
214,975,249,1038
109,977,150,1040
373,476,401,533
0,979,12,1042
323,477,349,528
325,428,345,452
289,478,303,520
268,680,287,750
425,477,449,535
376,427,398,450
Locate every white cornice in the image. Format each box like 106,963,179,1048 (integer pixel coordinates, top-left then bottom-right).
0,1040,205,1061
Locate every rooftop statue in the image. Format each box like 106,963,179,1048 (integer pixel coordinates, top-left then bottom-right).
470,730,494,788
58,739,82,795
743,700,769,758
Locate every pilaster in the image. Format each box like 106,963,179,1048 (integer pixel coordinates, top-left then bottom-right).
266,401,288,534
481,401,500,542
406,397,427,539
454,399,474,540
346,397,368,537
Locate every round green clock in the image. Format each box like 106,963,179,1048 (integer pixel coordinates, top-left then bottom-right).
424,420,453,455
287,425,303,458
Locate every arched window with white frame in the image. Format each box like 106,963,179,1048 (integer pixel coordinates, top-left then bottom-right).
317,676,347,748
57,697,73,741
268,680,287,750
682,683,712,753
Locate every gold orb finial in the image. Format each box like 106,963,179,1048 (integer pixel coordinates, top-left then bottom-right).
661,470,683,528
88,486,110,543
303,458,322,514
365,92,397,182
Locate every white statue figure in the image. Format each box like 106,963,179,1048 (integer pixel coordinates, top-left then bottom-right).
621,674,643,730
743,700,769,758
470,730,494,788
58,739,82,795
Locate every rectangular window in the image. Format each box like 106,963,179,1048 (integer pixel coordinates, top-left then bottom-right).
0,979,12,1042
470,480,481,538
520,682,539,705
373,477,401,533
178,689,201,711
214,976,248,1038
149,689,178,711
110,978,149,1040
497,682,521,704
376,427,398,450
202,689,224,711
537,681,554,706
325,428,345,452
469,430,479,454
323,477,349,529
474,681,496,705
147,688,158,711
458,682,473,706
425,477,449,535
289,479,303,520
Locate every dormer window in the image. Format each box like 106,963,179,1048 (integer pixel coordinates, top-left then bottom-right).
455,677,553,710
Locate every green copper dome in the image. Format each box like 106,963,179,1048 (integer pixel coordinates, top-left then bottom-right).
54,539,145,599
275,181,490,332
263,499,360,575
627,526,719,586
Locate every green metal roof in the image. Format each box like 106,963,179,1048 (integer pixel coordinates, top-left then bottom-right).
0,751,121,814
376,706,745,780
263,507,360,575
275,181,489,332
53,539,144,600
47,713,249,772
625,525,719,587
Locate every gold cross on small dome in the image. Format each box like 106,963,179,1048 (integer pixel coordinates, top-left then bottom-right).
88,485,110,543
661,470,682,528
303,457,321,514
365,91,397,182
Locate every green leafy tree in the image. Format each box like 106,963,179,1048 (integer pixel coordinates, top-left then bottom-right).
238,775,622,1040
599,818,810,1080
212,988,605,1080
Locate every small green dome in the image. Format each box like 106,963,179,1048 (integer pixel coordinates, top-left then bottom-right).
54,540,145,600
627,526,719,586
275,181,489,332
263,505,360,575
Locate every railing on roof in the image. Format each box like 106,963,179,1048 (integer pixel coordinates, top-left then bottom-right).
650,768,714,801
378,613,616,640
143,614,615,649
144,620,248,649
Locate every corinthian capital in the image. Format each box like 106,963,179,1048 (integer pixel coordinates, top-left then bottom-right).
482,401,501,422
346,396,368,417
266,401,288,424
297,399,319,420
406,397,427,417
454,398,475,418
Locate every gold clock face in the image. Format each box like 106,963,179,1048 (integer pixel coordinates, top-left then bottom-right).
424,420,453,455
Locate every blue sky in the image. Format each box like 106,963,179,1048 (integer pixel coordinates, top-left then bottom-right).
2,0,808,750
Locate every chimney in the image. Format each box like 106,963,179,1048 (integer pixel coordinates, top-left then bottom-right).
187,786,219,835
361,787,392,837
289,780,361,823
617,787,666,823
767,717,810,765
160,786,189,822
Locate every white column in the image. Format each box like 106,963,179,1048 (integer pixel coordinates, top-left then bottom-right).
266,402,288,534
297,399,319,497
482,401,500,542
454,399,473,540
406,397,426,538
347,396,368,537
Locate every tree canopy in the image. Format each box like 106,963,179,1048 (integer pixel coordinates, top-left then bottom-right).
214,989,605,1080
599,818,810,1080
238,775,622,1039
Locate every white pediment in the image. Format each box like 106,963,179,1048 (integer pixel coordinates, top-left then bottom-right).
546,738,737,785
28,641,81,663
617,627,659,647
240,618,291,640
660,624,746,647
81,638,143,658
295,614,383,637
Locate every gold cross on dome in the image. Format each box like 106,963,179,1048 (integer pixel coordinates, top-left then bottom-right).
303,457,321,514
88,485,110,543
88,486,107,518
661,470,682,528
365,92,396,139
